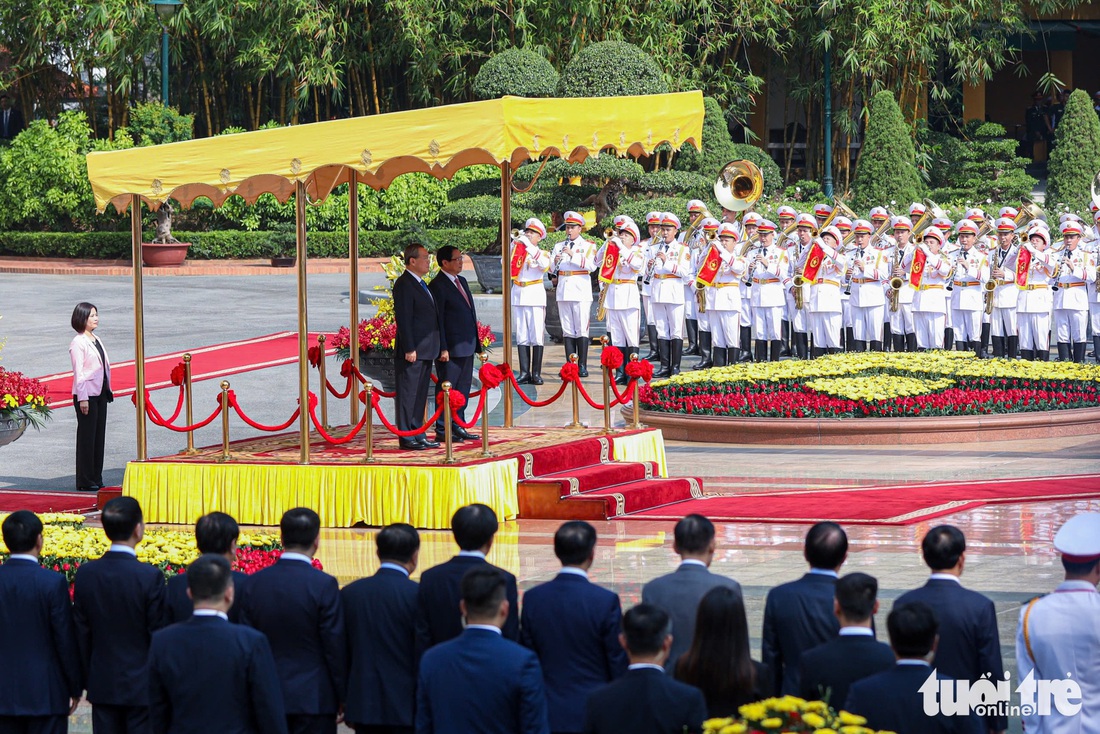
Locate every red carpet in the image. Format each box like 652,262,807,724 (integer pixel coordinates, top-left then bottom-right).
37,332,334,409
0,490,98,514
625,474,1100,525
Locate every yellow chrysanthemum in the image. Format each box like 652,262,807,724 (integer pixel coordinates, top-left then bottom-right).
738,703,767,721
803,712,827,728
837,711,868,726
703,718,734,732
760,718,784,729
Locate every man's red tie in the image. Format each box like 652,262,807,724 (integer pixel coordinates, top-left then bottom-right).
455,278,472,307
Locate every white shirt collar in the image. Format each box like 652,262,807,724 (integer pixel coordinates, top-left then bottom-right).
280,552,313,564
628,663,665,672
109,544,137,557
679,559,707,569
929,573,962,584
457,550,486,559
443,271,460,285
466,624,501,635
897,659,932,667
193,609,229,621
380,562,410,577
558,567,588,579
808,568,839,578
410,272,427,285
839,627,874,637
1056,580,1099,593
8,554,38,563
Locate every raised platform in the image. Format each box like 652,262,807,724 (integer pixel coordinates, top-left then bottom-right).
122,426,690,528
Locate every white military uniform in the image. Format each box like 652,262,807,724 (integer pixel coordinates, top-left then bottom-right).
948,245,990,344
708,242,748,350
990,243,1020,339
510,235,550,345
750,242,791,341
885,237,916,337
903,242,952,349
601,236,644,348
786,238,811,335
549,235,597,339
1053,245,1089,347
1017,244,1055,353
650,237,693,340
802,237,845,351
848,244,889,344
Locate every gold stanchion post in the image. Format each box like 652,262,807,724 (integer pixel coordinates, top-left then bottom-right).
317,334,329,430
630,356,645,429
363,381,375,464
569,353,582,428
599,337,612,434
218,381,232,462
442,381,457,464
182,353,197,455
478,353,493,458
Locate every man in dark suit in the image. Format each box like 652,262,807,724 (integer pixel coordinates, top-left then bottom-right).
894,526,1006,734
521,522,628,734
341,523,421,734
0,94,25,142
845,602,982,734
430,245,482,443
583,604,707,734
148,555,287,734
242,508,347,734
417,567,549,734
762,521,847,695
73,496,168,734
393,242,447,450
798,572,895,708
641,514,742,672
166,511,250,624
0,511,82,734
416,503,519,654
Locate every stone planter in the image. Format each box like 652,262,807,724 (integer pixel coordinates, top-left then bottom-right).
141,241,191,267
357,350,398,393
469,254,503,294
0,417,28,448
270,256,296,268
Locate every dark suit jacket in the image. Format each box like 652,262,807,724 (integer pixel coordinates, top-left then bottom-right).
844,663,983,734
520,572,629,733
416,627,549,734
894,577,1006,731
241,558,347,715
148,615,287,734
641,563,743,672
72,550,169,706
798,633,896,709
415,555,519,654
341,566,419,728
762,572,840,695
394,270,444,358
429,272,481,358
0,106,24,139
584,667,708,734
0,558,82,716
166,567,250,624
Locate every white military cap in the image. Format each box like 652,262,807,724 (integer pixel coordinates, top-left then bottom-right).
1054,513,1100,563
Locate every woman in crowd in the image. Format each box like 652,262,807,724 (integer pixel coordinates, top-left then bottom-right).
69,302,112,491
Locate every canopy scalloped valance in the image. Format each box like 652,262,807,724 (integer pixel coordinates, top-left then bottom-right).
86,91,705,213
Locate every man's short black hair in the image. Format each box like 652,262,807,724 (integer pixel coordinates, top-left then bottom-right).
622,603,672,657
377,523,420,564
71,302,97,333
674,514,715,555
280,507,320,550
921,525,966,571
102,497,143,542
451,503,498,551
805,521,848,570
436,245,460,267
195,512,239,555
403,243,424,265
554,521,597,566
888,601,938,658
1,510,43,554
461,566,506,619
187,554,233,604
1062,556,1100,576
836,572,878,621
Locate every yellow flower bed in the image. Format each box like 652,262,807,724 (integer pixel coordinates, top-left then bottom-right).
703,696,892,734
805,376,955,401
0,512,86,527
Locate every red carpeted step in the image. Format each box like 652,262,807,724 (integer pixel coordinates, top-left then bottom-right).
532,461,659,497
516,437,611,479
566,477,704,518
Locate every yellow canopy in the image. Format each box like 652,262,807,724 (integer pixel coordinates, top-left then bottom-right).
87,91,705,213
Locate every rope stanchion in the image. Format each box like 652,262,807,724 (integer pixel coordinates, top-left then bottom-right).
181,354,197,454
227,393,301,433
369,391,447,439
441,381,457,464
142,389,222,433
317,334,330,430
564,355,582,428
306,392,368,444
629,355,647,429
218,381,232,462
477,353,493,458
362,383,375,464
600,336,612,434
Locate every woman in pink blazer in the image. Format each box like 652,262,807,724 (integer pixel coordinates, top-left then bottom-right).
69,302,112,491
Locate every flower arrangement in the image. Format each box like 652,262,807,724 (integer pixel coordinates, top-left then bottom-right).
703,696,887,734
642,351,1100,419
0,367,52,428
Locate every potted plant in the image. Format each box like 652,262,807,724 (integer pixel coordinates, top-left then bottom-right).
141,202,191,267
269,223,297,267
0,324,52,447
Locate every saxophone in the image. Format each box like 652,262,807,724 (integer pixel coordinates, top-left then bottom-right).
888,243,905,313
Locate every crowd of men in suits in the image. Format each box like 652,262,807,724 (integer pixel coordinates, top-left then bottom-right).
2,498,1098,734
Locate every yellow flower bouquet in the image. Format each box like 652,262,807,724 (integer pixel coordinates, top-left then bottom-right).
703,696,893,734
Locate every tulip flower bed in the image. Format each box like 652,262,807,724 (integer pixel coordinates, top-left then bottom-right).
641,351,1100,419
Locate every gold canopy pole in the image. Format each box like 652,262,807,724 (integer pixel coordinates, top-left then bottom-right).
348,170,360,425
131,195,147,461
296,181,310,464
500,163,514,427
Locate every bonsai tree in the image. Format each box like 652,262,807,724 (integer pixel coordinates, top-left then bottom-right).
923,120,1036,204
472,48,559,99
851,90,923,211
152,203,181,244
1046,88,1100,213
557,41,667,98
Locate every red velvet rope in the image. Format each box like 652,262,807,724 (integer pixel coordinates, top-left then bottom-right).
369,391,447,438
341,360,484,400
306,392,369,444
142,390,222,432
608,376,641,405
452,390,487,429
324,372,354,399
504,370,569,407
227,391,300,432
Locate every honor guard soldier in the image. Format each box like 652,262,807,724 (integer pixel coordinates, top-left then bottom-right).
748,219,791,361
510,217,551,384
1089,212,1100,362
639,211,663,360
813,203,834,232
777,205,798,244
1016,227,1056,361
1016,512,1100,734
691,217,721,370
1053,220,1089,363
682,200,709,358
600,218,644,384
831,216,855,350
846,219,889,351
550,211,598,377
737,212,763,361
702,222,748,366
887,216,918,352
787,213,817,360
947,220,990,357
869,206,891,232
650,213,693,377
989,218,1020,359
904,227,952,350
802,224,846,356
910,201,927,221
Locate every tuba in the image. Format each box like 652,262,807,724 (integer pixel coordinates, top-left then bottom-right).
911,199,946,239
1014,197,1045,233
682,207,714,251
714,160,764,213
819,198,858,231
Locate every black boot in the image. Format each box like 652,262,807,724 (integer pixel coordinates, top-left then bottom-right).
954,340,967,353
828,347,843,354
851,340,867,352
883,322,892,350
1020,348,1034,362
906,333,918,352
968,340,981,358
980,322,991,357
893,333,906,352
739,327,754,361
870,340,884,352
754,340,768,363
563,337,577,367
1073,342,1087,363
780,321,792,357
1035,349,1049,362
530,345,545,384
653,340,672,378
1006,335,1019,359
795,332,809,360
684,319,700,356
991,336,1005,358
670,339,683,376
1094,335,1100,363
694,331,713,370
944,328,954,350
1057,342,1071,362
517,346,532,384
712,346,728,367
614,344,630,385
641,325,658,360
577,338,589,377
811,347,826,359
769,340,782,362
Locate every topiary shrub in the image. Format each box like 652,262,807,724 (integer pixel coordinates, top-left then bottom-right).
597,196,695,230
627,170,714,200
922,120,1036,205
850,91,923,211
1046,89,1100,213
435,196,537,228
672,96,781,198
120,102,194,146
556,41,667,98
472,48,559,99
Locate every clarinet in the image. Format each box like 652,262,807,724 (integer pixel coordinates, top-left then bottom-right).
642,240,661,285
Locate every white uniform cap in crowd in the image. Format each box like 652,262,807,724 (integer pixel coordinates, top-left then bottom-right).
619,220,640,242
820,225,843,245
995,217,1016,233
687,199,707,214
701,217,720,232
646,211,662,226
777,205,797,219
852,219,874,235
1029,228,1051,247
1060,220,1084,237
717,222,739,239
833,216,853,232
796,213,817,230
1028,219,1050,231
1053,513,1100,563
813,203,834,219
922,228,946,247
743,212,763,227
955,220,979,235
562,210,585,227
1058,213,1083,224
524,218,547,238
910,202,927,217
660,212,681,229
891,216,913,231
999,206,1020,219
869,206,889,221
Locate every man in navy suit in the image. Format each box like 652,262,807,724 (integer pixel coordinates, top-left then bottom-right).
430,245,482,443
762,521,847,695
393,242,447,450
894,526,1006,734
521,522,628,734
0,511,82,734
73,496,168,734
798,572,895,708
583,604,707,734
642,514,742,672
166,511,250,624
148,555,287,734
417,567,549,734
845,602,982,734
416,504,519,654
341,523,421,734
242,508,347,734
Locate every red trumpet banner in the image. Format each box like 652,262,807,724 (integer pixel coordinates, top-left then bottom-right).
510,237,528,281
801,241,827,282
909,248,927,288
695,245,724,287
599,239,620,283
1015,247,1032,288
